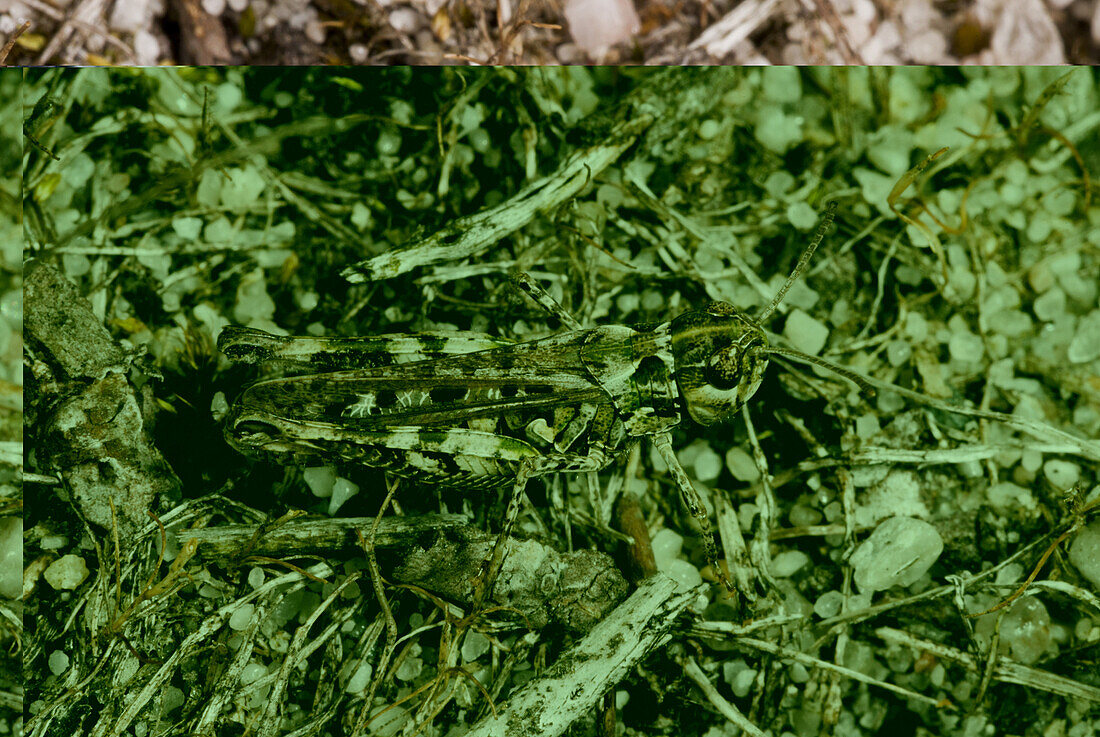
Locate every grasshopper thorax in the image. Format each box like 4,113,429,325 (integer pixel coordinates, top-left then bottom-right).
671,301,770,426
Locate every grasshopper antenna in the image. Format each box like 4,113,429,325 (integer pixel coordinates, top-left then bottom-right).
756,200,838,323
767,346,876,398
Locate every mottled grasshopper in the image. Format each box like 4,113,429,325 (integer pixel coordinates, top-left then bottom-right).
219,201,869,597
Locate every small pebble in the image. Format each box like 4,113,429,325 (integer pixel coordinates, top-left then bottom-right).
813,590,844,618
725,447,760,482
948,329,984,362
651,528,684,570
849,516,943,593
346,662,372,693
229,603,255,631
783,308,829,355
886,339,912,366
903,312,928,341
329,477,360,515
789,504,821,527
1043,459,1080,488
1068,518,1100,589
1032,287,1066,321
1067,310,1100,363
461,630,491,661
241,663,267,685
1020,449,1043,473
1001,597,1052,664
389,7,422,33
693,444,723,482
44,555,89,590
665,558,703,591
770,550,810,577
247,567,265,590
304,466,337,498
855,412,880,440
48,650,70,676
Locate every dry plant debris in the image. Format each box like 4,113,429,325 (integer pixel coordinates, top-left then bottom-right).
2,0,1099,64
18,67,1100,737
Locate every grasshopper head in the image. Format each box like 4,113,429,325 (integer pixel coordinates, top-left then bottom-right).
667,201,874,426
671,302,770,426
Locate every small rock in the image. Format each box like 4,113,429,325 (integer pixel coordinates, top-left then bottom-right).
783,308,829,355
850,517,943,593
1067,310,1100,363
1043,459,1080,488
725,447,760,482
44,555,89,590
1068,518,1100,589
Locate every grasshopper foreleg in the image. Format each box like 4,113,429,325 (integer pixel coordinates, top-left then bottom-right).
652,433,735,592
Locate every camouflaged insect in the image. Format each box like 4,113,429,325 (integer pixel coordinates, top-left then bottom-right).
219,202,866,595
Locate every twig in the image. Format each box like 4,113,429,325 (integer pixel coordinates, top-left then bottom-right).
0,20,30,65
682,656,766,737
465,576,699,737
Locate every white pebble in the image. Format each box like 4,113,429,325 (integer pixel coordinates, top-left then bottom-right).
665,558,703,591
730,667,757,698
725,447,760,482
240,663,267,685
304,466,337,497
133,30,161,65
1033,287,1066,321
389,7,422,34
886,339,912,366
693,444,723,482
461,630,491,662
304,20,327,44
349,43,369,63
162,685,185,713
783,308,829,355
1001,597,1052,664
854,412,880,440
201,0,225,14
1043,459,1080,488
220,166,267,210
1068,310,1100,363
788,504,821,527
1020,449,1043,473
346,661,372,693
329,477,360,515
562,0,640,54
172,216,203,240
229,603,255,631
987,482,1037,512
769,550,810,577
650,528,683,570
761,66,802,103
247,567,265,589
903,312,928,341
849,516,943,593
948,329,984,362
1068,518,1100,589
44,555,89,590
48,650,71,675
0,517,22,599
813,590,844,618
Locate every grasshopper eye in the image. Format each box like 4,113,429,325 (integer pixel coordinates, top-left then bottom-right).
705,349,739,390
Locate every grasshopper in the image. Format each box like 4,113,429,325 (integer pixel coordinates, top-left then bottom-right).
219,201,871,600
